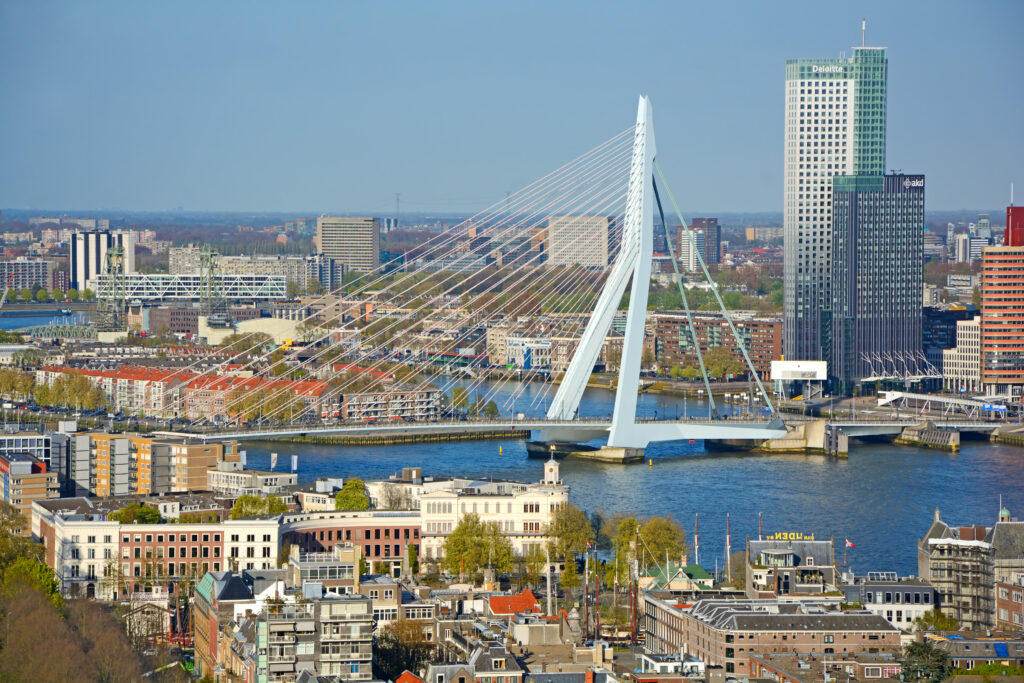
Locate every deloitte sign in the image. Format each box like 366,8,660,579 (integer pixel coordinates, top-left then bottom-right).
812,64,845,75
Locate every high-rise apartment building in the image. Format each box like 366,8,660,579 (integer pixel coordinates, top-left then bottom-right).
70,229,137,290
676,226,706,272
981,240,1024,398
315,217,380,272
546,215,610,268
690,217,721,266
783,46,888,361
0,258,53,292
829,174,924,392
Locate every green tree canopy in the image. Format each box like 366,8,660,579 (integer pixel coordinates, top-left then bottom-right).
108,503,162,524
286,280,302,299
335,478,370,511
231,494,288,519
34,288,49,303
703,345,744,378
640,516,688,565
0,501,42,569
899,640,950,683
0,557,63,609
66,288,80,301
912,608,959,632
548,502,595,561
441,513,514,576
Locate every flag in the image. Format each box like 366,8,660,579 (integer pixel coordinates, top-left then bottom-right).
586,541,593,550
270,452,278,470
240,450,247,467
291,454,297,473
845,539,855,548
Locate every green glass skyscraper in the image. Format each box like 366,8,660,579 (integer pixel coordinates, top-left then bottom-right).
783,46,888,361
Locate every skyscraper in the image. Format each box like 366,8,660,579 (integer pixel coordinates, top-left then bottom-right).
689,217,721,267
315,217,381,272
980,207,1024,398
783,46,888,361
829,174,924,392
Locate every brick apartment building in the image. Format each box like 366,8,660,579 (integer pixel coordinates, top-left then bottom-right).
643,597,899,676
653,311,782,377
281,510,421,575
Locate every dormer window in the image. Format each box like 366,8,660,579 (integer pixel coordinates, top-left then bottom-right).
493,659,506,669
806,557,814,566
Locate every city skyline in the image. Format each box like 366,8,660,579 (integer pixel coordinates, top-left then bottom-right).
1,1,1021,214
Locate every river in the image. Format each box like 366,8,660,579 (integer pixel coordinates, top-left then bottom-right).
239,381,1024,576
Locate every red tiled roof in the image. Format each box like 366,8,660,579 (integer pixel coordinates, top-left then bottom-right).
396,672,424,683
488,588,540,616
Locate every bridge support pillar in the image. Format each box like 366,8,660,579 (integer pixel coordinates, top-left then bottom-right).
580,446,646,463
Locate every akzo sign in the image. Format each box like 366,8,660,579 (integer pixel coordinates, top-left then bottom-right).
902,178,925,189
812,64,844,75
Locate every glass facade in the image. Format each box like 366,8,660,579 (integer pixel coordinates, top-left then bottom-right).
783,47,888,363
830,174,924,392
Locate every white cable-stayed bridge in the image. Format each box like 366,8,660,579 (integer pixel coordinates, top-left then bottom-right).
156,97,789,456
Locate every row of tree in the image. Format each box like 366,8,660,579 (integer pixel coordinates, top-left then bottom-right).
3,287,94,302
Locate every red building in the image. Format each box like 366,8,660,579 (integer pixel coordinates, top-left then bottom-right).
981,243,1024,397
1008,206,1024,248
282,511,420,571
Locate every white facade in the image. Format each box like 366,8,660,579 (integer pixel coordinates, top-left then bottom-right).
223,518,282,572
419,459,567,560
943,316,981,393
546,214,609,269
70,229,137,290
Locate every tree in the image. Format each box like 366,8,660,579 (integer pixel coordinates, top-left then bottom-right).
640,516,687,565
0,501,42,569
451,386,469,410
682,366,699,380
669,366,682,379
441,513,514,575
66,288,80,301
231,494,288,519
286,280,302,299
335,478,370,511
548,503,595,561
108,503,162,524
1,557,63,609
913,608,959,632
726,551,747,589
18,288,32,301
481,399,499,418
899,640,950,683
35,288,50,303
560,554,580,591
305,279,324,295
51,288,64,301
220,331,272,354
704,345,743,378
4,288,15,302
81,288,95,300
373,618,434,682
408,543,419,575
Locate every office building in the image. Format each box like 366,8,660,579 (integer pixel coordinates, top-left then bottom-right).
829,174,924,392
690,217,721,266
976,214,992,240
842,574,939,632
169,249,344,292
745,225,784,242
783,45,888,361
981,242,1024,397
0,258,53,292
970,237,989,261
942,316,982,393
955,233,972,263
316,217,381,272
70,229,136,290
546,214,610,268
923,305,974,373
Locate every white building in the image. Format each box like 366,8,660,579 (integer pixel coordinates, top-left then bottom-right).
943,316,981,393
506,336,551,371
419,459,568,561
546,214,609,269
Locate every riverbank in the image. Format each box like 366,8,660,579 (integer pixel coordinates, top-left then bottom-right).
251,429,524,446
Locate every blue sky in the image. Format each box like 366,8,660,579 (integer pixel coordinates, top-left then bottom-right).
1,1,1021,214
